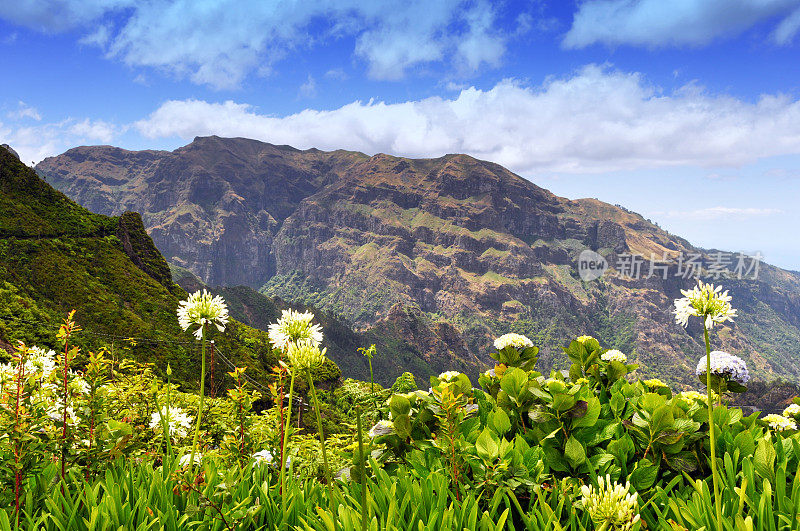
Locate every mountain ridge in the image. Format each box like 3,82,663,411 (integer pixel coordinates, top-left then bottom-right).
36,136,800,387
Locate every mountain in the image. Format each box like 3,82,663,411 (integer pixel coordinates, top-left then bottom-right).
36,137,800,387
0,143,338,393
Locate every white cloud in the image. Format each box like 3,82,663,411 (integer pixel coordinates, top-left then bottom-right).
773,6,800,43
0,118,119,164
563,0,800,49
658,207,784,220
134,65,800,174
299,75,317,99
0,0,509,89
7,101,41,121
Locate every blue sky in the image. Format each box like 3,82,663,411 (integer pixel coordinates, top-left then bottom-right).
2,0,800,270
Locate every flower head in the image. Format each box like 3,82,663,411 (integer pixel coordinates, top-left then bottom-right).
576,335,595,344
438,371,462,382
180,452,202,467
601,349,627,364
177,290,229,340
369,420,395,438
674,280,737,329
149,406,193,439
286,339,327,371
763,413,797,432
268,309,323,351
253,449,274,465
580,475,640,531
643,378,667,388
493,333,533,351
678,390,719,404
695,351,749,386
784,404,800,418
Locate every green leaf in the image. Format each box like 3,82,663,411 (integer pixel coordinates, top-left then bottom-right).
500,368,528,399
490,409,511,436
734,431,755,457
573,397,601,429
564,436,586,468
475,428,499,461
754,438,776,482
630,463,659,491
389,394,411,416
392,414,412,438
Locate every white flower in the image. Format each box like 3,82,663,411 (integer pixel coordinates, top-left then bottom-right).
695,351,750,386
368,420,395,438
286,339,327,370
580,475,640,531
763,413,797,432
576,335,595,344
268,309,323,351
674,280,737,329
493,333,533,351
149,406,193,439
180,453,202,467
177,290,229,340
601,350,628,364
784,404,800,418
253,449,274,465
438,371,461,382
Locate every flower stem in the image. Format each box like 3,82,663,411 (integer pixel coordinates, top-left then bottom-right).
355,404,368,531
189,324,206,475
306,368,338,529
704,323,723,531
280,367,297,521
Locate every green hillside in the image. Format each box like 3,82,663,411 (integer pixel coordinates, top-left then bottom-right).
0,145,337,391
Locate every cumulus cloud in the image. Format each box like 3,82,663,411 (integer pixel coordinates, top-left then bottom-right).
7,101,42,121
563,0,800,48
0,117,119,164
134,65,800,174
0,0,509,89
658,207,784,220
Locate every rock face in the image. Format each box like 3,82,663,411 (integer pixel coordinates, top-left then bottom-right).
37,136,800,386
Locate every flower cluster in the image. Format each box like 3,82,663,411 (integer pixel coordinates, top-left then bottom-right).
252,449,274,465
368,420,395,438
268,309,323,351
177,289,229,339
763,413,797,432
286,339,327,371
580,475,640,531
695,351,750,386
674,280,737,329
180,452,202,467
678,390,719,404
784,404,800,418
493,333,533,351
576,335,595,344
642,378,667,388
438,371,462,382
149,406,193,439
601,349,628,364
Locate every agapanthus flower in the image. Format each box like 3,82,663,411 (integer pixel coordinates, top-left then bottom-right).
580,475,640,531
177,290,229,340
286,339,327,370
601,350,628,364
695,351,749,386
439,371,462,382
180,452,203,467
268,309,323,351
149,406,193,439
643,378,667,388
674,280,737,329
763,413,797,432
368,420,395,438
784,404,800,418
253,449,274,465
493,333,533,350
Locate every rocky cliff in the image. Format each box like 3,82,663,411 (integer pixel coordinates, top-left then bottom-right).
37,136,800,387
